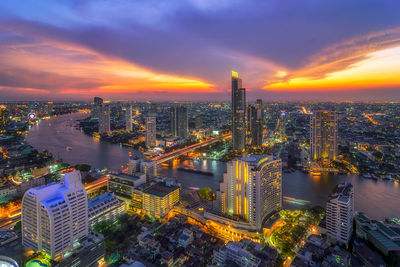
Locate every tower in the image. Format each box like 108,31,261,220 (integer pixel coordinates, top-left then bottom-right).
99,104,111,135
92,97,103,119
126,104,132,132
171,106,188,139
145,116,156,147
231,70,246,151
310,110,338,163
217,155,282,230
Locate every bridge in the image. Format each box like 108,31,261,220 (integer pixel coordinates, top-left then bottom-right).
154,133,231,165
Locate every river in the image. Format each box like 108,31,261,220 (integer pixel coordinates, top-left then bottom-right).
27,113,400,220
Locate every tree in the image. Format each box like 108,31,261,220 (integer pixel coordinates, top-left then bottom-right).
198,187,213,201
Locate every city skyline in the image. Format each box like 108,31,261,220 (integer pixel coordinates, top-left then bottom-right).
1,1,400,101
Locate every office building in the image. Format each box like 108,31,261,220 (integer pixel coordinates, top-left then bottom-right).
88,192,126,228
99,104,111,135
326,182,354,245
217,155,282,230
231,70,246,151
128,156,156,182
126,104,133,132
145,116,156,147
195,115,203,129
248,104,263,146
310,110,338,163
0,105,8,132
21,170,88,260
142,181,180,219
108,172,146,201
275,112,286,141
91,97,103,119
171,106,188,139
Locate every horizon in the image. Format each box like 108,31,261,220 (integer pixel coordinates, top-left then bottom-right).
1,1,400,101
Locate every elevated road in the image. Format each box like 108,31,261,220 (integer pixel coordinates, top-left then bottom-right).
155,134,231,165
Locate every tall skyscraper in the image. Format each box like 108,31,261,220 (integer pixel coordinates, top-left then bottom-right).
91,97,103,119
0,105,8,132
195,115,203,130
145,116,156,147
126,104,133,132
326,182,354,245
310,110,338,163
248,102,263,146
99,104,111,135
22,170,88,259
217,155,282,230
170,106,188,139
231,70,246,151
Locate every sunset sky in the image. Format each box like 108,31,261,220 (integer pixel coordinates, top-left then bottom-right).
1,0,400,101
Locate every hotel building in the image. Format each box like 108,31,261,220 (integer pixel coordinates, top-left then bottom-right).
21,170,88,260
142,181,180,219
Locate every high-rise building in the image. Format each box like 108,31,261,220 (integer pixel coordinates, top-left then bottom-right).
145,116,156,147
170,106,188,139
21,170,88,259
195,115,203,130
326,182,354,245
275,112,287,141
217,155,282,230
0,105,8,132
88,192,126,228
248,103,263,146
231,70,246,151
310,110,338,163
99,104,111,135
91,97,103,119
126,104,132,132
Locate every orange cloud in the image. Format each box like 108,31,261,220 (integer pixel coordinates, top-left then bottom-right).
265,28,400,91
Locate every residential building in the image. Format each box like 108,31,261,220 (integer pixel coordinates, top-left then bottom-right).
145,116,156,147
310,110,338,163
128,156,156,182
213,239,261,267
248,103,263,146
171,106,188,139
326,182,354,245
217,155,282,230
21,170,88,259
195,115,202,129
88,192,126,228
99,104,111,134
108,172,146,201
231,70,246,151
91,97,103,119
142,181,180,219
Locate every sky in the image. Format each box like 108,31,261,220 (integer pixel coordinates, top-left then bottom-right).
1,0,400,101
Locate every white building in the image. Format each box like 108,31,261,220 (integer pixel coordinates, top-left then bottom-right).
217,155,282,230
128,156,156,182
145,116,156,147
88,192,126,228
21,170,88,260
99,104,111,134
326,182,354,245
126,104,133,132
213,239,261,267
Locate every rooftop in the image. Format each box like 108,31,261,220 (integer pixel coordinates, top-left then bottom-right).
142,182,179,197
111,172,143,181
88,192,117,209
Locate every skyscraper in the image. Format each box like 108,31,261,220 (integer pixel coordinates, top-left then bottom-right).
195,115,203,130
126,104,132,132
145,116,156,147
231,70,246,151
0,105,8,132
248,102,263,146
171,106,188,139
92,97,103,119
217,155,282,230
22,170,88,259
326,182,354,245
99,104,111,135
310,110,338,163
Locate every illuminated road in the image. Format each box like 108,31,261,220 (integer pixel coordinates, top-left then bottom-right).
0,175,109,228
155,134,231,165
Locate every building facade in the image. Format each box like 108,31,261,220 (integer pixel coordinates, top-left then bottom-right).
310,110,338,163
21,170,88,259
231,71,246,151
326,182,354,245
248,102,263,147
91,97,103,119
99,104,111,135
217,155,282,230
142,181,180,219
88,192,126,228
145,116,157,147
171,106,188,139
